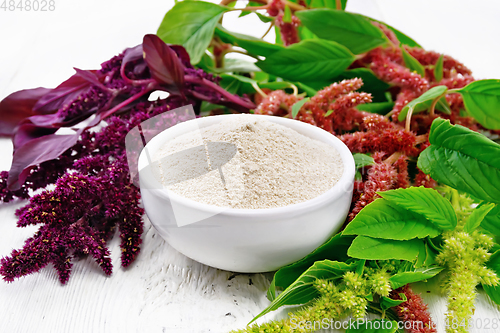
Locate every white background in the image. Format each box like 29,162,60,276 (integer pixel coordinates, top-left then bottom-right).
0,1,499,332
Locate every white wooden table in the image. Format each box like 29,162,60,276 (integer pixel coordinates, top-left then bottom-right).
1,1,499,332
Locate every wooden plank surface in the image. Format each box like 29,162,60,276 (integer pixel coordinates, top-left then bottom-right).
1,1,499,332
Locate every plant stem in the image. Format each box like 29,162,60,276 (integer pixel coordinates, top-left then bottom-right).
252,82,268,98
262,21,275,39
384,152,403,165
405,106,414,132
429,92,447,117
285,0,307,11
185,75,256,110
385,109,396,118
229,5,269,11
99,85,154,119
336,0,342,10
289,83,299,96
415,134,428,145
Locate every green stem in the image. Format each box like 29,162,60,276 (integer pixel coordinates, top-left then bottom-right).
405,106,414,132
228,5,269,11
429,91,447,117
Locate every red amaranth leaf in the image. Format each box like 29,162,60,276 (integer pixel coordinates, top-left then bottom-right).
73,68,108,92
142,34,185,94
120,45,144,82
33,73,92,114
7,131,81,190
0,87,51,136
170,45,192,68
12,120,58,150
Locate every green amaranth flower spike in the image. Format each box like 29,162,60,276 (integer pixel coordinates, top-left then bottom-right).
232,268,392,333
437,230,498,333
436,189,499,333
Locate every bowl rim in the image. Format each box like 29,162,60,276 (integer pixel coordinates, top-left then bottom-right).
138,114,355,218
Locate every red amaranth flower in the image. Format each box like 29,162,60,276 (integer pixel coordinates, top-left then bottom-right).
254,90,300,117
405,46,472,78
370,58,429,93
309,78,364,108
349,160,398,220
371,21,400,46
363,47,429,93
267,0,284,17
414,169,437,188
390,284,437,333
275,13,301,46
435,75,475,90
340,128,418,157
391,88,420,122
394,154,410,189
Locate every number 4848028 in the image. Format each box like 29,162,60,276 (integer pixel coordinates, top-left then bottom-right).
1,0,55,11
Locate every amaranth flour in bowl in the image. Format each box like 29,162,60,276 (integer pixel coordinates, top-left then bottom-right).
153,115,344,209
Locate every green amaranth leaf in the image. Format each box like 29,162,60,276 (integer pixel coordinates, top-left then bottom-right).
458,79,500,130
215,25,284,57
256,12,274,23
398,85,449,121
334,68,391,103
417,118,500,203
296,9,388,54
291,98,310,118
482,250,500,306
389,266,443,289
196,52,215,72
346,319,398,333
357,102,395,115
283,4,292,23
401,46,425,77
480,203,500,244
353,153,374,170
464,203,495,234
378,187,457,230
298,26,318,40
380,295,407,311
252,260,356,323
219,74,256,95
434,54,444,82
343,199,442,240
368,18,421,47
348,236,425,261
157,1,227,64
309,0,348,10
387,25,420,47
353,153,374,181
414,242,437,268
210,58,260,73
238,1,262,18
267,233,354,301
295,82,318,97
256,39,355,82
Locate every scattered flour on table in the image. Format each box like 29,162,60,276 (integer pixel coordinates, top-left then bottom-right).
154,115,343,209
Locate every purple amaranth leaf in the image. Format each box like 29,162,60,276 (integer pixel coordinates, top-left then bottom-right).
7,130,82,190
170,45,192,68
73,68,109,92
0,87,51,136
142,34,185,94
120,45,144,82
12,120,58,150
33,73,92,114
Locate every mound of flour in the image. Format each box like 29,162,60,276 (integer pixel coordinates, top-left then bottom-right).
154,115,343,209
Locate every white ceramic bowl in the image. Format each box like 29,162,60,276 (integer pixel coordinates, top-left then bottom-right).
138,114,355,273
